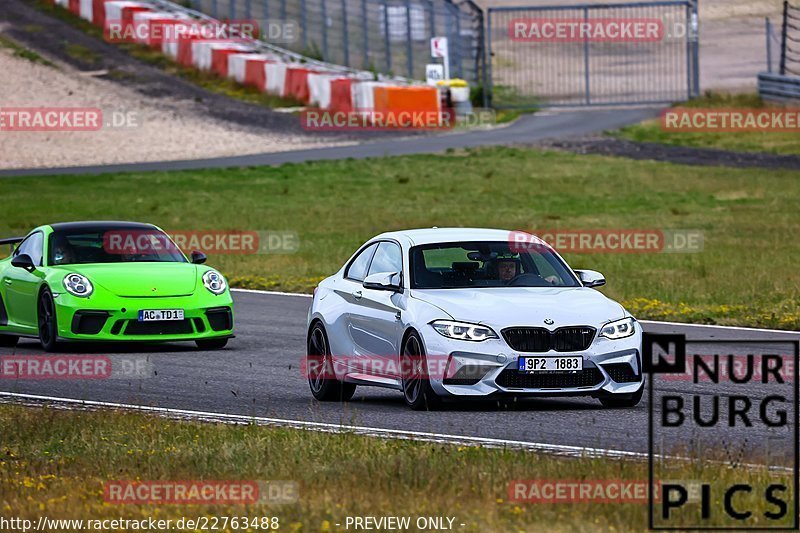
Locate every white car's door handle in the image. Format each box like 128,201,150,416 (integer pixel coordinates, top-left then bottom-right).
352,290,362,300
3,279,11,285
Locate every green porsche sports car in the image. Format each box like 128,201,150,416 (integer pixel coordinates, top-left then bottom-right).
0,221,234,351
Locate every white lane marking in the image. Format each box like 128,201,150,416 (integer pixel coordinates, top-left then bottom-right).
3,391,785,471
231,288,799,335
0,391,646,460
640,320,800,336
232,288,312,298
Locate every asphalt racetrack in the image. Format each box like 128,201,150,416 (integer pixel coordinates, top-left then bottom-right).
1,290,799,459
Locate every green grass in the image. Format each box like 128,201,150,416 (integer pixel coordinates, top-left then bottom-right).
64,42,100,65
1,147,799,329
615,92,800,155
0,404,793,531
0,34,55,67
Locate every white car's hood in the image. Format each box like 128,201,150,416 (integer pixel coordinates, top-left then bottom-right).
411,287,627,328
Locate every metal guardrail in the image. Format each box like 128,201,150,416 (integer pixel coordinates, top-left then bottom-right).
758,72,800,101
760,2,800,101
147,0,387,79
183,0,485,85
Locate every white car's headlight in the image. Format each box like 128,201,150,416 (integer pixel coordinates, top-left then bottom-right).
599,317,636,340
431,320,498,342
202,270,227,295
63,273,93,297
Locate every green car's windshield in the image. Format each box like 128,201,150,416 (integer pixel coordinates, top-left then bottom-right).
48,228,187,265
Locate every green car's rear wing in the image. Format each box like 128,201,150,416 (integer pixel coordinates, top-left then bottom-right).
0,237,24,254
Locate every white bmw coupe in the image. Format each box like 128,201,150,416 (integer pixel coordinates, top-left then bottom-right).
306,228,644,410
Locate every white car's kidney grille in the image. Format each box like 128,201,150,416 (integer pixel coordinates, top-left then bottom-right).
502,326,596,352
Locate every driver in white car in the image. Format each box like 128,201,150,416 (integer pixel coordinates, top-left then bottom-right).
496,257,560,285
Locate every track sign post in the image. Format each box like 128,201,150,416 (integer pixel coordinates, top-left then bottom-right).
425,64,445,86
430,36,449,80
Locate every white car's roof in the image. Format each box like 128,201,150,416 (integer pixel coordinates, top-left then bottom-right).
373,227,522,246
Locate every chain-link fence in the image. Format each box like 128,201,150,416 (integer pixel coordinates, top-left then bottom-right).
185,0,485,85
487,1,700,107
779,1,800,76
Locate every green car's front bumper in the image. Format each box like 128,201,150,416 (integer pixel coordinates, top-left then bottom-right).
53,291,234,343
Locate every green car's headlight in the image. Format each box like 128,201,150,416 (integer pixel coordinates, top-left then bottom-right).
431,320,498,342
202,270,227,295
63,273,93,297
599,317,636,340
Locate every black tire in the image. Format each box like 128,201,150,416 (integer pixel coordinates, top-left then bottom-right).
400,331,442,411
306,322,356,401
599,385,644,408
0,334,19,347
195,338,229,350
38,288,59,352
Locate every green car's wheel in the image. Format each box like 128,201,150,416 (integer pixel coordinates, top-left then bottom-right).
38,288,59,352
195,338,228,350
0,334,18,347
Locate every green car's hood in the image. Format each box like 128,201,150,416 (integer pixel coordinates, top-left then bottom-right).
54,262,198,297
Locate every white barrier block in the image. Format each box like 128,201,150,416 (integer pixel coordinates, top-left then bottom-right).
79,0,94,21
265,62,288,96
104,1,148,26
162,39,179,59
228,53,276,83
227,53,250,82
192,42,251,72
351,81,388,113
307,73,338,109
131,11,181,45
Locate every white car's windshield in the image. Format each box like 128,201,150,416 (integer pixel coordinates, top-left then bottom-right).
410,241,580,289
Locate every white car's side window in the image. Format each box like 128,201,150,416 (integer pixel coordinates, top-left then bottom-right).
367,242,402,278
345,243,378,281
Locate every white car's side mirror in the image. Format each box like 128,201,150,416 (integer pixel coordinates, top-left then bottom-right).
576,269,606,288
363,271,402,292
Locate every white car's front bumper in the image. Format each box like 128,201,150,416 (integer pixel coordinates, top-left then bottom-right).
420,325,643,398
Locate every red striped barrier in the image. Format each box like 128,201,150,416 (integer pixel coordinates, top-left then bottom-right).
49,0,445,129
92,0,115,27
211,46,254,77
329,78,354,112
284,67,318,104
139,14,188,48
244,56,274,91
176,31,206,67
